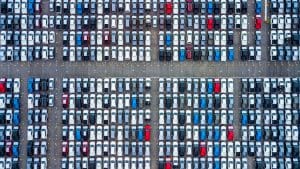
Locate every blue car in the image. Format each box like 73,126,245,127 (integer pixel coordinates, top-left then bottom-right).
13,111,20,126
207,80,213,94
256,0,262,14
75,128,81,141
228,48,234,61
179,49,185,61
28,1,34,14
200,128,206,141
214,127,220,141
214,48,220,61
207,2,213,14
13,143,19,157
241,111,248,125
27,78,34,93
193,111,199,125
137,128,143,141
131,95,137,109
213,144,220,157
166,34,172,47
77,3,83,14
207,111,213,125
214,158,220,169
76,34,82,46
13,96,20,110
256,127,262,141
200,96,206,109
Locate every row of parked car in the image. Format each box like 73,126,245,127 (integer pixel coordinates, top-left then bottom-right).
241,78,299,93
159,93,234,109
241,109,300,126
0,0,41,14
0,46,55,61
0,15,50,30
241,93,299,109
62,46,151,62
159,31,234,47
62,30,151,47
62,156,151,169
159,45,235,61
62,109,151,125
159,109,234,126
0,78,20,169
27,78,55,169
270,0,300,14
62,78,151,94
271,15,300,30
159,78,234,94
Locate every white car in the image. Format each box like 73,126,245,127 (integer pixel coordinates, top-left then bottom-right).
241,31,248,46
241,15,248,29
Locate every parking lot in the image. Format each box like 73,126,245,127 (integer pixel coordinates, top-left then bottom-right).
0,0,300,168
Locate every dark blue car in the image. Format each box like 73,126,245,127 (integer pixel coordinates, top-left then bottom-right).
13,143,19,157
27,78,34,93
256,127,262,141
228,48,234,61
166,34,172,47
13,111,20,126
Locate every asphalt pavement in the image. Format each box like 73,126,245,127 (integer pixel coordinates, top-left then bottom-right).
1,0,300,168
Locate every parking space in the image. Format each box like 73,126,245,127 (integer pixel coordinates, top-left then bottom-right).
26,77,55,169
0,0,300,168
61,78,152,169
269,0,300,61
240,78,300,169
0,78,21,169
157,78,238,169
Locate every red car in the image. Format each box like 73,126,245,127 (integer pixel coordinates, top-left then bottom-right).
5,141,12,157
165,2,173,15
103,30,111,45
144,124,151,141
199,142,207,157
207,17,214,30
255,15,262,29
62,141,69,156
227,126,234,141
82,141,89,156
214,78,221,93
165,161,172,169
83,31,90,45
0,78,6,93
186,0,193,13
186,44,193,60
62,94,69,108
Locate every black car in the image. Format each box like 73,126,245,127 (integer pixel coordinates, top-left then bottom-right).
241,1,247,14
